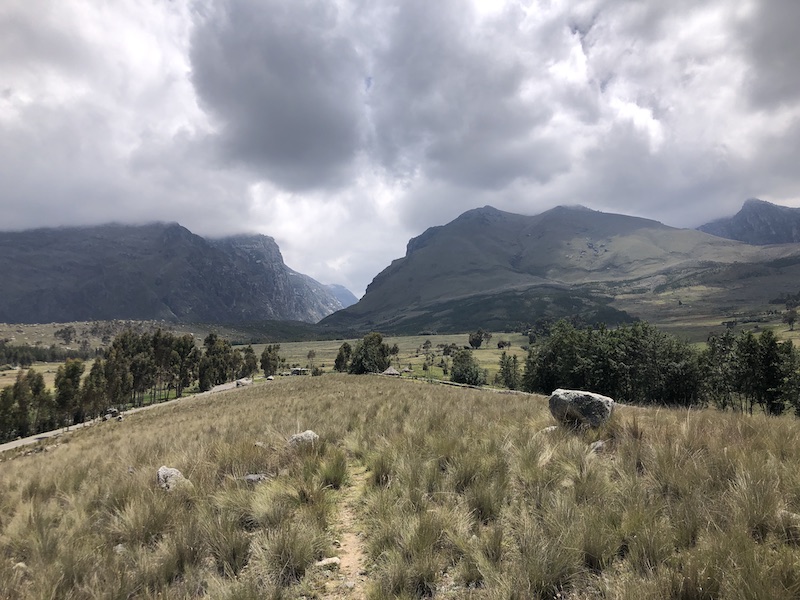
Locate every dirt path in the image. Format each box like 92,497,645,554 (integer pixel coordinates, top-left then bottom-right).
324,463,369,599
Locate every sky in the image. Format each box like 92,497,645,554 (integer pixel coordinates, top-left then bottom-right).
2,0,800,297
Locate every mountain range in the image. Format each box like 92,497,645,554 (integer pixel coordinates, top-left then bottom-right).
0,223,351,324
321,200,800,334
4,199,800,334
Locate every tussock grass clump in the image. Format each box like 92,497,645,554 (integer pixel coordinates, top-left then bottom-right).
5,374,800,598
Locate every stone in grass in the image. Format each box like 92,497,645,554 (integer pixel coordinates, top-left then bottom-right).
315,557,341,570
288,429,319,447
243,473,270,485
549,388,615,429
156,466,194,492
590,440,608,453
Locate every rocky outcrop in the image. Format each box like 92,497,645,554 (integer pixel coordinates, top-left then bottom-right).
549,389,615,428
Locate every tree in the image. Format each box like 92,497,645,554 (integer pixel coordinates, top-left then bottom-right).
784,308,798,331
334,342,352,372
173,334,200,398
198,333,238,391
12,370,32,438
260,344,283,377
307,349,317,370
468,329,487,349
55,359,85,429
239,345,259,378
498,351,521,390
27,369,52,433
700,330,737,410
0,387,14,442
451,349,486,386
81,359,107,421
348,333,391,374
54,325,76,345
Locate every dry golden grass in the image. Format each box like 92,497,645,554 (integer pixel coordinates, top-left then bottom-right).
3,375,800,599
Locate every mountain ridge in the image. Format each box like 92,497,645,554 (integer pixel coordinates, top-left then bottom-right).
322,203,800,334
0,222,351,324
698,198,800,244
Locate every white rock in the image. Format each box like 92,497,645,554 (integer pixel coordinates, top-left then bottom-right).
289,430,319,447
315,557,341,570
156,466,193,492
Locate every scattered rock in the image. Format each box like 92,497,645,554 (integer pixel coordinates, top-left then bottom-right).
254,441,267,449
156,466,193,492
289,430,319,447
539,425,559,434
590,440,608,453
315,557,341,570
103,408,119,421
549,389,615,428
235,378,253,387
114,543,128,555
243,473,270,485
266,375,274,380
12,562,27,572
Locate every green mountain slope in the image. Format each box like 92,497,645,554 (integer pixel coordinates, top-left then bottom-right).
322,205,800,333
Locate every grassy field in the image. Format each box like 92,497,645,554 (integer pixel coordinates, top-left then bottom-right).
0,361,63,390
255,333,529,382
3,375,800,598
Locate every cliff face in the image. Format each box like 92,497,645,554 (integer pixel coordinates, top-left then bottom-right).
698,199,800,244
0,223,345,324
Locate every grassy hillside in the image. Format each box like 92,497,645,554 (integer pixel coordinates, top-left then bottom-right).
3,376,800,598
322,205,800,335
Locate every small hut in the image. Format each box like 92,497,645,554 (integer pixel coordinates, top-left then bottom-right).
382,366,401,376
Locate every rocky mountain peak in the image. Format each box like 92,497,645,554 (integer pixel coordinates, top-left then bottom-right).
698,199,800,244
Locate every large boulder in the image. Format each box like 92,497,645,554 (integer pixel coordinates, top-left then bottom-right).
548,389,615,428
156,466,193,492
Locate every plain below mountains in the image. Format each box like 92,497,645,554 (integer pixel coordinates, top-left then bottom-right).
321,201,800,334
0,223,353,324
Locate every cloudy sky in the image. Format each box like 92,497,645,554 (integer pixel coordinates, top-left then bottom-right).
2,0,799,296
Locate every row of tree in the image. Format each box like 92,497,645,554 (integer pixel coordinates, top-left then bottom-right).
508,320,800,415
0,339,95,367
0,330,275,443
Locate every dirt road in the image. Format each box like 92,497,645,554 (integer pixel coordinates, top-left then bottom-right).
0,381,242,455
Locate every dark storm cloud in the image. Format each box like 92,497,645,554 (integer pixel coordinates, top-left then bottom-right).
366,0,569,189
3,0,800,295
739,0,800,109
189,0,367,190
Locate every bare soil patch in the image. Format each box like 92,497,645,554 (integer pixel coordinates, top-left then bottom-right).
323,463,369,599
